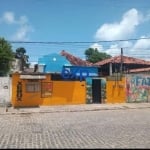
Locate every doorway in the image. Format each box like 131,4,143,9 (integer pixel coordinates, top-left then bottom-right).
92,79,101,103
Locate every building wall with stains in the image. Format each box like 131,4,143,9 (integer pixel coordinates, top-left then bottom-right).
11,73,86,107
126,74,150,103
0,77,11,105
106,76,126,103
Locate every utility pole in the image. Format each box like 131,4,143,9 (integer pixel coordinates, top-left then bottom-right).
120,48,123,75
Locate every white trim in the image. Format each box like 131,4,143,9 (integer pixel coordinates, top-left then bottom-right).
20,75,46,79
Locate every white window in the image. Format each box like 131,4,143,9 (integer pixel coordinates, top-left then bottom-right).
26,82,40,92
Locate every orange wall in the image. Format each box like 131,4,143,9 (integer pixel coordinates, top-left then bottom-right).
106,77,126,103
11,73,86,107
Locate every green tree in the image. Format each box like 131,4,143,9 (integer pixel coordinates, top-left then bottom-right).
0,37,14,76
15,47,30,71
84,48,111,63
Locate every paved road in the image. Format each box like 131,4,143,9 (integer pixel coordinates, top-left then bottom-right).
0,107,150,148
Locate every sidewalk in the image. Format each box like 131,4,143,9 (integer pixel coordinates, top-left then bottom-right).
0,103,150,115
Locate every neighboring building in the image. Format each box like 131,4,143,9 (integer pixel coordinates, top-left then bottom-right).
129,67,150,74
11,59,21,73
60,50,92,66
93,55,150,76
11,58,34,73
38,53,71,73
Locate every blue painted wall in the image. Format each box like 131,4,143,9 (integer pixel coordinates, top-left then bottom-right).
62,66,99,81
62,66,99,77
38,53,71,73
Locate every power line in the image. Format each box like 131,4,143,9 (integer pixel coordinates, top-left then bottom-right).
8,37,150,44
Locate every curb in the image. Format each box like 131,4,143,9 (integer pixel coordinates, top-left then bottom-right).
0,105,150,115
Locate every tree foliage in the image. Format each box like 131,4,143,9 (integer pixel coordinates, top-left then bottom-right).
84,48,111,63
15,47,30,71
0,37,14,76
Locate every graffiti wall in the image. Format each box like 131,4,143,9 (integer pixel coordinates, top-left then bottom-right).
126,74,150,103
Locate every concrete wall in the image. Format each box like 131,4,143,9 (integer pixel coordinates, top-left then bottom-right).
0,77,11,106
106,77,126,103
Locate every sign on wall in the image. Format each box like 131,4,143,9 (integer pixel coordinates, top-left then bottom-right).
61,66,98,81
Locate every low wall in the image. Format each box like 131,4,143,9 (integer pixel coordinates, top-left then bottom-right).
0,77,11,106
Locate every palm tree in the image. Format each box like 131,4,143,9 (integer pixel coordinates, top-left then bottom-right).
15,47,29,72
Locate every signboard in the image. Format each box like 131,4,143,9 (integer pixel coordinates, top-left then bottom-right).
61,66,98,81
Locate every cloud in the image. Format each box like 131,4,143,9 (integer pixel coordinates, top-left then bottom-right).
0,11,33,41
90,36,150,60
105,44,121,56
130,36,150,60
92,8,150,60
132,36,150,49
95,8,143,41
90,43,104,51
90,43,121,57
2,12,15,24
11,25,33,41
18,16,28,25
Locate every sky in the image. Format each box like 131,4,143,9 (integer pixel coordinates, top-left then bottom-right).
0,0,150,65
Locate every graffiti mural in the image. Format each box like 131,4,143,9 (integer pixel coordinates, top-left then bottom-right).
126,74,150,103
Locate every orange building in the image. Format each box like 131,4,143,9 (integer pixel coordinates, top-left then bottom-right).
11,73,128,107
11,73,86,107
